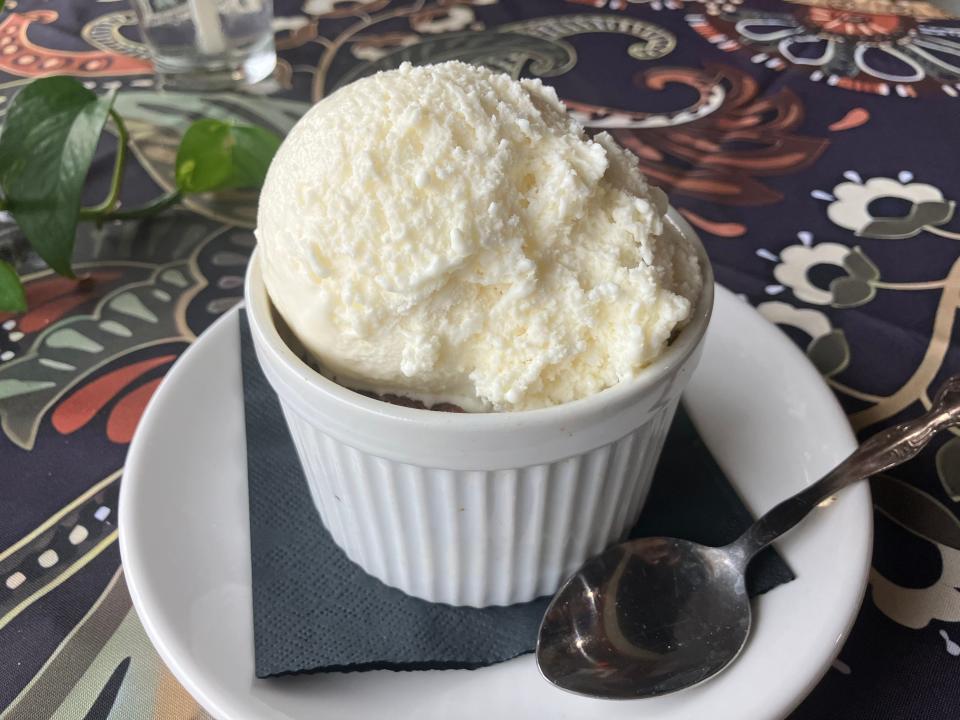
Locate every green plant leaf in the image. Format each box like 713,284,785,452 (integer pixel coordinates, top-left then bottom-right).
806,328,850,378
936,437,960,503
0,259,26,312
0,77,115,277
175,119,281,194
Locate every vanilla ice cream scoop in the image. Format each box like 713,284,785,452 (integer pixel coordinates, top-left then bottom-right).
256,61,702,412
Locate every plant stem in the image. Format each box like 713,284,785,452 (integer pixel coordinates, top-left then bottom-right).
79,189,181,221
84,108,129,217
849,254,960,431
926,225,960,240
827,378,882,403
75,107,178,224
871,278,948,290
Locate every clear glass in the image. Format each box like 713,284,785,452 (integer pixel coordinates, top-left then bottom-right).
129,0,276,90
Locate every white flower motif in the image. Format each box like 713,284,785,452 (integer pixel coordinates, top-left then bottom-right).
272,15,311,32
870,475,960,630
773,242,879,307
827,176,955,239
757,301,850,377
872,543,960,629
303,0,380,16
774,243,847,305
350,34,419,61
411,6,476,34
757,300,831,338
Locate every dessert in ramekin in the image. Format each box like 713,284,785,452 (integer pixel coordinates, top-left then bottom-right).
245,61,713,606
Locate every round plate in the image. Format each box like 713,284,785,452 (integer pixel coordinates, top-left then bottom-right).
119,286,872,720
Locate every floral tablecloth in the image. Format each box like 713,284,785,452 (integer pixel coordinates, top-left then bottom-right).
2,0,960,717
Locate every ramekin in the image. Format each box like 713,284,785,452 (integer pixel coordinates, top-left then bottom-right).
244,210,714,607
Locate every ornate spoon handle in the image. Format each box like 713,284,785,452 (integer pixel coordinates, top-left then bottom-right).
727,375,960,567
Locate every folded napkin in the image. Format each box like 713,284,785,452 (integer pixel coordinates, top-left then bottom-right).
239,311,794,678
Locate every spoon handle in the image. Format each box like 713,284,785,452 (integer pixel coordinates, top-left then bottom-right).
727,374,960,567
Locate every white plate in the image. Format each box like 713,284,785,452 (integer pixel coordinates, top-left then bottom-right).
120,286,872,720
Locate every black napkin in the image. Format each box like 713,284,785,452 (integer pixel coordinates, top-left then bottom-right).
240,311,794,678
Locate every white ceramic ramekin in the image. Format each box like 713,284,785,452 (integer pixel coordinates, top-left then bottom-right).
244,210,714,607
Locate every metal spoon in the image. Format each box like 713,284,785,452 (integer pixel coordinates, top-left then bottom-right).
536,375,960,700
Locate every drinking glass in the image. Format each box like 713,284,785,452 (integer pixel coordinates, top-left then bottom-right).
129,0,276,89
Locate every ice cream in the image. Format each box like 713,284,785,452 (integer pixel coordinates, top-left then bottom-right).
256,61,702,412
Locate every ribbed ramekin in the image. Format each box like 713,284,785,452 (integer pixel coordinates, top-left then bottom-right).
244,210,714,607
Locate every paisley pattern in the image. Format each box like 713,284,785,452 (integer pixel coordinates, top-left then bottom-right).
0,10,152,77
686,0,960,96
326,13,678,93
1,0,959,718
604,63,830,210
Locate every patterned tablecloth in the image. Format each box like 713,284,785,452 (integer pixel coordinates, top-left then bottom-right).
2,0,960,717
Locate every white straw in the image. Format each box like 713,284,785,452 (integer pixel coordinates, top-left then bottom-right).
189,0,227,55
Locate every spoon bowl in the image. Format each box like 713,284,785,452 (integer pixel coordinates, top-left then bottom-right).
537,537,751,699
537,374,960,700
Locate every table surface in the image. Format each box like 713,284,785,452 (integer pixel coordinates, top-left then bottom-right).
1,0,960,718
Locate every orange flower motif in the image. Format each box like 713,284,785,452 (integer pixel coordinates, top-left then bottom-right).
806,7,904,37
687,3,960,97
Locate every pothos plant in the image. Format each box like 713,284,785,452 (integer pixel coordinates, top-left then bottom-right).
0,70,281,312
